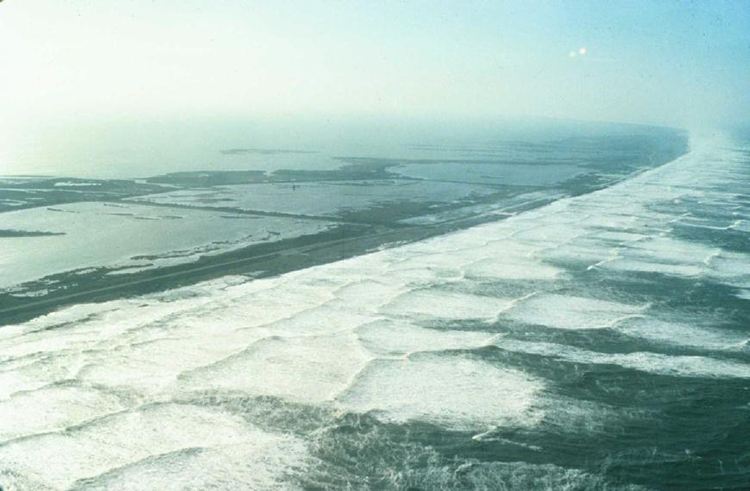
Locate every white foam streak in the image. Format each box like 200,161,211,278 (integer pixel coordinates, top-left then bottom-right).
496,339,750,379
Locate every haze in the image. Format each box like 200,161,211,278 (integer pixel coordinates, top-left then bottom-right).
1,0,749,176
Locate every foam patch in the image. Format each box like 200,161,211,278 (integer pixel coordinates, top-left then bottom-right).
177,333,372,404
381,288,515,321
0,385,126,442
0,404,307,490
356,320,496,356
337,354,543,430
506,294,645,329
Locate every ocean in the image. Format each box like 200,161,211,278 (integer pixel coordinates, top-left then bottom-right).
0,120,747,490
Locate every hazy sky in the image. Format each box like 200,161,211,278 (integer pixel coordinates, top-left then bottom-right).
2,1,749,129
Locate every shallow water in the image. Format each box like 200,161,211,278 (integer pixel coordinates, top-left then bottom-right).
0,202,332,289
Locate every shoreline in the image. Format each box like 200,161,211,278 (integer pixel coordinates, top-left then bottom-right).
0,130,689,327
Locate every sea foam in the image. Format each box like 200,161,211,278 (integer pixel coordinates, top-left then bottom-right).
2,133,749,487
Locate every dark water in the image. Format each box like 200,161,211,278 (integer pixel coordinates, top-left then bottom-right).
0,123,748,490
